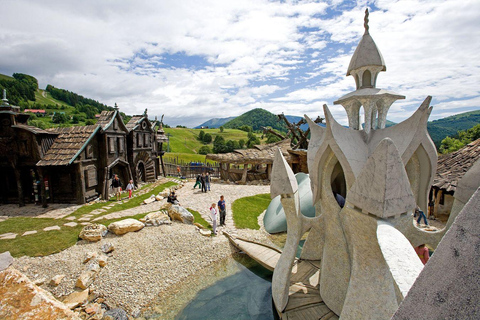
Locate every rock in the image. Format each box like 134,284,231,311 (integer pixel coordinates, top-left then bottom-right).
34,277,46,286
22,230,38,236
64,222,78,227
0,251,13,271
108,219,145,235
86,261,100,273
85,302,102,314
75,270,96,289
160,191,169,197
101,242,115,253
63,289,89,309
50,274,65,286
155,195,163,201
97,257,107,267
43,225,61,231
104,308,128,320
83,252,97,263
199,229,212,236
143,195,156,204
0,267,81,319
167,205,194,224
79,223,107,242
0,232,17,240
89,308,105,320
144,211,171,226
194,223,205,229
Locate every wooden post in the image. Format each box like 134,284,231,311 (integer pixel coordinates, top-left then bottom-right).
10,160,25,207
240,163,249,185
267,163,272,180
37,167,48,208
76,163,86,204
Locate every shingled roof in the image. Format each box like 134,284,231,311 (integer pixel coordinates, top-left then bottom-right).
125,115,144,131
37,125,100,166
432,138,480,193
12,124,57,135
206,139,292,164
96,110,116,130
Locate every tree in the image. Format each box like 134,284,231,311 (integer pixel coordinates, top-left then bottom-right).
203,133,212,144
238,139,245,149
198,146,211,155
198,130,205,141
213,135,227,153
219,126,224,133
52,113,69,124
85,119,95,125
238,125,252,132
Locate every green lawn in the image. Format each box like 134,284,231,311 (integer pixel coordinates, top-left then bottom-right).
188,209,212,231
163,127,265,154
164,153,217,165
232,193,271,229
0,181,177,257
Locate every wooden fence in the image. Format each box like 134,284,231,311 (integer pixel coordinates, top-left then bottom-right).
164,160,220,179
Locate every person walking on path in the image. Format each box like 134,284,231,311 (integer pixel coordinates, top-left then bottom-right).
210,203,218,235
111,174,122,201
205,172,211,191
200,173,207,193
218,195,226,226
415,206,428,226
193,174,202,189
125,180,135,199
415,244,430,265
177,166,181,177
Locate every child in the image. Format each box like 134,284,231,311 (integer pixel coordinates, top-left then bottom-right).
210,203,218,235
125,180,135,199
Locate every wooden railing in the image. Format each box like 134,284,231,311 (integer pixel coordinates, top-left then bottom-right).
163,160,220,178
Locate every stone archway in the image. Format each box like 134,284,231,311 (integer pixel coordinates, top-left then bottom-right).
137,162,146,182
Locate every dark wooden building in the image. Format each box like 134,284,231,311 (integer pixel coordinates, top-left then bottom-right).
126,111,156,183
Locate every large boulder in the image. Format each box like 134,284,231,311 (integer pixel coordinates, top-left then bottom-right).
167,205,194,224
0,267,81,319
62,289,89,309
108,219,145,235
75,270,96,290
143,211,171,226
79,224,107,242
0,251,13,271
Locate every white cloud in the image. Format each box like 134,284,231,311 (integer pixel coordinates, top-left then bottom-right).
0,0,478,128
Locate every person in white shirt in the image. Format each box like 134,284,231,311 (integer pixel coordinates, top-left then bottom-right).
210,203,218,235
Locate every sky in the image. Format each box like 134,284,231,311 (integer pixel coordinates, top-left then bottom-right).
1,0,479,128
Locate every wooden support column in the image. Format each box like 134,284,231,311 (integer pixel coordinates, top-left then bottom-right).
433,189,441,217
76,163,86,204
11,161,25,207
37,167,48,208
226,163,231,182
240,163,249,185
267,163,272,180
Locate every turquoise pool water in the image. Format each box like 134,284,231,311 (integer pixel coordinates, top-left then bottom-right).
141,254,277,320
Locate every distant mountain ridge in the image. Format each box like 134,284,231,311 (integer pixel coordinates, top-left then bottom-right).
194,116,236,129
223,108,287,132
427,110,480,147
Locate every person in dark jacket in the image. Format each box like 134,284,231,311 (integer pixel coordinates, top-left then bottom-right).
193,174,202,189
167,191,179,205
111,174,122,201
200,173,207,193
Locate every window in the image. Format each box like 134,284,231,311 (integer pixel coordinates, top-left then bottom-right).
108,137,115,153
144,133,149,147
85,144,94,159
118,137,124,154
137,133,143,147
113,119,118,130
85,166,97,187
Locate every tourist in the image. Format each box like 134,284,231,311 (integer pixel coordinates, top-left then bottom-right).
125,179,135,199
333,191,345,208
111,174,122,201
176,166,181,177
200,173,207,193
167,191,179,205
218,195,226,226
205,172,211,191
415,207,428,226
193,174,202,189
210,203,218,235
415,244,430,265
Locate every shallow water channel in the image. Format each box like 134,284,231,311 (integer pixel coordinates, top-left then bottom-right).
141,254,278,320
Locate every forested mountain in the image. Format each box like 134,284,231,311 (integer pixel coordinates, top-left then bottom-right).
0,73,37,105
194,116,236,129
428,110,480,147
223,108,287,132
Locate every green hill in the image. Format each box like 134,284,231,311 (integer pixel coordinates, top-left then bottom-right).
223,108,287,132
428,110,480,147
195,117,236,129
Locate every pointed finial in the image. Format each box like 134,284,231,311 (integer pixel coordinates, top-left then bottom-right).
2,89,9,105
364,8,369,34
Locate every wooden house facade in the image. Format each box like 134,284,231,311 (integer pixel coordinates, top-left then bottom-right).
126,112,156,183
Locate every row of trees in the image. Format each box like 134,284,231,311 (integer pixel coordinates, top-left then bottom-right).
196,128,262,154
0,74,37,105
439,124,480,154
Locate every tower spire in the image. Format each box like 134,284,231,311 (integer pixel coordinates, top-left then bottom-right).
364,8,369,34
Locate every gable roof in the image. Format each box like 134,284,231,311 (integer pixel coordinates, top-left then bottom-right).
37,125,100,166
12,124,57,135
125,115,153,132
96,110,128,133
206,139,292,164
432,138,480,193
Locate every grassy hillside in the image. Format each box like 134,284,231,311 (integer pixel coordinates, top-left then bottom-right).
224,108,287,132
195,116,236,129
163,127,264,154
428,110,480,147
0,74,14,81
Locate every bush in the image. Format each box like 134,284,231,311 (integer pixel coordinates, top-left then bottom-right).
52,113,69,124
203,133,212,144
85,119,95,125
198,146,211,155
219,126,224,133
198,130,205,141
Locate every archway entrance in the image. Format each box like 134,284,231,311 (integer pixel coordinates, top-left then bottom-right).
137,162,146,182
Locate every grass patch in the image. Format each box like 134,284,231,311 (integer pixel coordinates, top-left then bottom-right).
187,208,212,230
232,193,271,229
0,225,83,257
0,217,62,235
164,153,216,165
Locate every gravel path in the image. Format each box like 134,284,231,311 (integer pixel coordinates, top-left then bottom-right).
12,179,273,317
